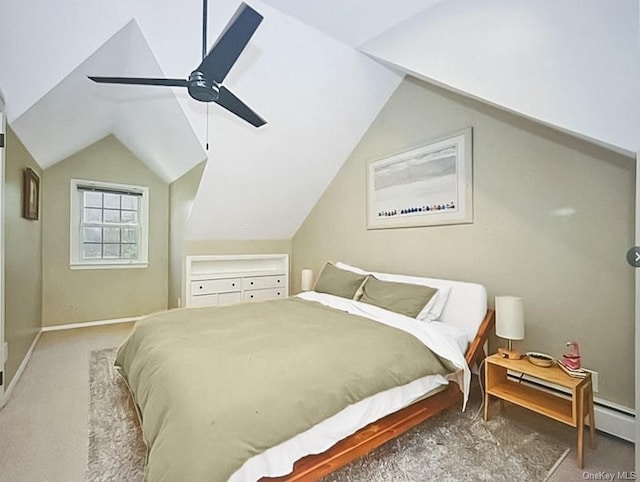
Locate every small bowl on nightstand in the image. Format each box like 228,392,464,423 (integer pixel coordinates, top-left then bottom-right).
526,352,554,367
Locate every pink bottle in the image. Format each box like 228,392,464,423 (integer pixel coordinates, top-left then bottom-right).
562,341,581,370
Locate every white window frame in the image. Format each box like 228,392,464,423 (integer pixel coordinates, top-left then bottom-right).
70,179,149,269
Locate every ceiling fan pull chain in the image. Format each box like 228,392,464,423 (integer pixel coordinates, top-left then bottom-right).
206,104,210,150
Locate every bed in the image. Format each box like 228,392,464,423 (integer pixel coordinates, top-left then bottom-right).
115,262,494,482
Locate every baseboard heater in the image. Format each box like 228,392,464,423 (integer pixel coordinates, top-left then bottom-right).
506,371,635,443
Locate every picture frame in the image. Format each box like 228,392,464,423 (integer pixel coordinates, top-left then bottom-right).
367,128,473,229
22,167,40,220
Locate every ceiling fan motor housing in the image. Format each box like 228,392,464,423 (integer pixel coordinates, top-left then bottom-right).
188,71,219,102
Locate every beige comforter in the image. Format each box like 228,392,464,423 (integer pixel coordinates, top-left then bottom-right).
115,297,452,482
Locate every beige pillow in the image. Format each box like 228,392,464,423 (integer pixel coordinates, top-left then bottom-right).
359,276,438,318
313,262,369,299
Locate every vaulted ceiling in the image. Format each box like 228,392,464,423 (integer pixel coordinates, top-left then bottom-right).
1,0,638,240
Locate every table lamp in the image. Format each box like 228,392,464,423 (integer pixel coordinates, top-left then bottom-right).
301,269,314,291
495,295,525,359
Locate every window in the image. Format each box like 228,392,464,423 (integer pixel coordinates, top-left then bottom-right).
70,179,149,269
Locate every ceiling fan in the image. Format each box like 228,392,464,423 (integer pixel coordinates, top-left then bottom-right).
89,1,266,128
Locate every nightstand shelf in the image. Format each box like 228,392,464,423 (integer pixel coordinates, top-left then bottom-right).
484,353,596,468
489,380,573,425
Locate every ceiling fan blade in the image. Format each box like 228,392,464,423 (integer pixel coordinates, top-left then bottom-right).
215,86,266,127
88,76,189,88
197,3,263,84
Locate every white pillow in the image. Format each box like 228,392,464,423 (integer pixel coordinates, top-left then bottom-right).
335,262,451,321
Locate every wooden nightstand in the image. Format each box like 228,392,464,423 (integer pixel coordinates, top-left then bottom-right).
484,353,596,468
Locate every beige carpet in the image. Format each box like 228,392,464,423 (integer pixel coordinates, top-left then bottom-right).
88,348,569,481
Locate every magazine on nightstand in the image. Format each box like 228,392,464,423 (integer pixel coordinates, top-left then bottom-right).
557,359,587,378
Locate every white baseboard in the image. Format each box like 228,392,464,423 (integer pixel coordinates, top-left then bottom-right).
42,316,142,332
507,371,635,443
1,329,42,409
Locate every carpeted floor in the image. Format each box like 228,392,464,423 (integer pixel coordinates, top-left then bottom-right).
88,347,569,481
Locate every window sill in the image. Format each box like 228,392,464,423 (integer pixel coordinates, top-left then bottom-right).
70,262,148,270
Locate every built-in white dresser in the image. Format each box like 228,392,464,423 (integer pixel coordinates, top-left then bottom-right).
185,254,289,308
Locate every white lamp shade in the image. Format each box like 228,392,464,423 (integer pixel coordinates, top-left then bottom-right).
495,296,525,341
301,269,314,291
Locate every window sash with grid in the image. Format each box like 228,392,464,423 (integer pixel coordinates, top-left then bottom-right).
79,190,142,261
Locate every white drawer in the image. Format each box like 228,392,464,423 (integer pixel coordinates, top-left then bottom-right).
218,291,242,305
189,294,219,307
243,288,286,302
191,278,242,295
242,275,285,290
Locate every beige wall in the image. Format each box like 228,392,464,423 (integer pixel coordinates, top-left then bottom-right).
168,161,206,309
4,127,42,386
42,135,169,326
183,240,292,257
292,77,635,407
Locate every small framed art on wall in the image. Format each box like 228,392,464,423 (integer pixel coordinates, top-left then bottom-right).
22,167,40,220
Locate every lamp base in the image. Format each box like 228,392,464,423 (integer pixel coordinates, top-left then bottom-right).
498,347,523,360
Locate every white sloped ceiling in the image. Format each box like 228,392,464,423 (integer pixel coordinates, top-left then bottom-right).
259,0,445,47
0,0,405,240
360,0,640,156
1,0,638,242
0,0,130,122
184,1,403,240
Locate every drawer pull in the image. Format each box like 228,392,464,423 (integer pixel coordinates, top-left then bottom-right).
277,279,281,283
199,285,203,290
232,283,236,287
250,281,254,285
250,294,254,298
277,292,281,296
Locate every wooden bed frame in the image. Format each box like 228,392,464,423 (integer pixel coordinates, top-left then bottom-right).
262,308,495,482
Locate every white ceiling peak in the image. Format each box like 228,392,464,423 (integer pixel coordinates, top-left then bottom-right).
0,0,130,123
10,20,205,181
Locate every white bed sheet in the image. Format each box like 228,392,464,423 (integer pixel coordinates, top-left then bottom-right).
229,292,472,482
429,321,469,354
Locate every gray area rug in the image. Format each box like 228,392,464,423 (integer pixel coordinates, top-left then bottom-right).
88,348,146,481
88,348,568,481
